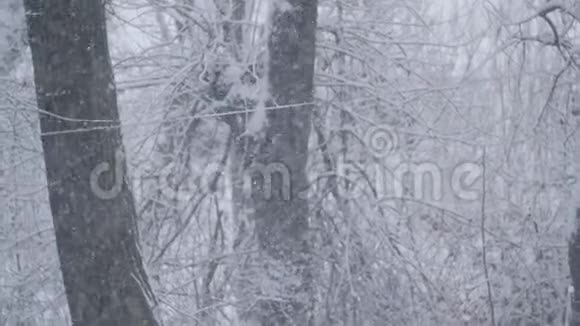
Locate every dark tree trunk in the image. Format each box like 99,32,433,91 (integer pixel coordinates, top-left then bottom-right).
568,78,580,326
570,209,580,326
24,1,158,325
244,1,318,324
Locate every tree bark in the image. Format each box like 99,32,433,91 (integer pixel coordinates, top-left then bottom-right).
569,211,580,325
24,1,158,325
568,72,580,326
243,1,318,324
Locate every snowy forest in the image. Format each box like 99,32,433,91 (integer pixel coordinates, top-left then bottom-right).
2,0,580,325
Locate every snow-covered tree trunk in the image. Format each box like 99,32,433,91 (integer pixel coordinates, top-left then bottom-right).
241,1,318,324
24,1,158,325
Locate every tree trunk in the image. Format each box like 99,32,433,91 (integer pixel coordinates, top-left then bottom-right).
243,1,318,324
570,215,580,325
568,72,580,326
24,1,158,325
569,150,580,326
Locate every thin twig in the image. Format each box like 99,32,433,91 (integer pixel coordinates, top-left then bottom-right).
481,148,496,326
